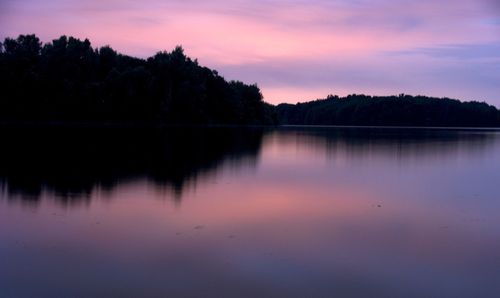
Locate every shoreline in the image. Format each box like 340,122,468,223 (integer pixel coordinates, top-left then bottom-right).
0,121,499,130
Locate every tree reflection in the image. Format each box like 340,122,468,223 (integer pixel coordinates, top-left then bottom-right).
1,126,498,207
274,126,499,162
0,126,267,206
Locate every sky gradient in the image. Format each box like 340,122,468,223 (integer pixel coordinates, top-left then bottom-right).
1,0,500,105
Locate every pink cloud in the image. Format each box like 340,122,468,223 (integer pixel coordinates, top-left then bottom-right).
1,0,499,105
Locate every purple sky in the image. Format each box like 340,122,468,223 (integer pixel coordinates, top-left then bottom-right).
1,0,500,105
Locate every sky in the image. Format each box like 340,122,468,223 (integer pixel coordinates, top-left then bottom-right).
1,0,500,105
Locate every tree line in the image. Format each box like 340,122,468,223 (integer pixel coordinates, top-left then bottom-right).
1,34,499,127
0,34,276,125
277,94,500,127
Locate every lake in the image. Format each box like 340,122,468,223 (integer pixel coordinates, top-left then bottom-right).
1,126,500,297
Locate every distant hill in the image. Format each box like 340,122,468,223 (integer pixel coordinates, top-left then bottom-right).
277,94,500,127
0,34,276,125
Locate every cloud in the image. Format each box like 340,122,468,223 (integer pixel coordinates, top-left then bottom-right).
215,45,500,104
483,0,500,12
1,0,499,105
389,43,500,61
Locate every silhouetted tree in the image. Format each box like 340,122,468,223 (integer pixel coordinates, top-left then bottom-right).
0,34,276,125
277,94,500,127
2,34,497,127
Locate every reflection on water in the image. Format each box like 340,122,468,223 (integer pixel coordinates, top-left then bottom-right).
273,127,497,162
1,127,500,297
0,127,265,205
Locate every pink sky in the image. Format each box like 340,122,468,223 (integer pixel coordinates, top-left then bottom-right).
1,0,500,105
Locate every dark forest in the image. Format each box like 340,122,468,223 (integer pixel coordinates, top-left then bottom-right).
277,95,500,127
1,34,499,127
0,34,276,125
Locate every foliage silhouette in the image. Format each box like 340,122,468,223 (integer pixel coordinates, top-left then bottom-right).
277,94,500,127
0,34,276,125
1,34,499,127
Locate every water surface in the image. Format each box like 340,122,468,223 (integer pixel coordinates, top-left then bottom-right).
1,127,500,297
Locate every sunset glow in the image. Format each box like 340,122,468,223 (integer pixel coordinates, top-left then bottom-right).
1,0,499,104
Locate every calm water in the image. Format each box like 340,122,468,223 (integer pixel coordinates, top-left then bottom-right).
1,127,500,297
